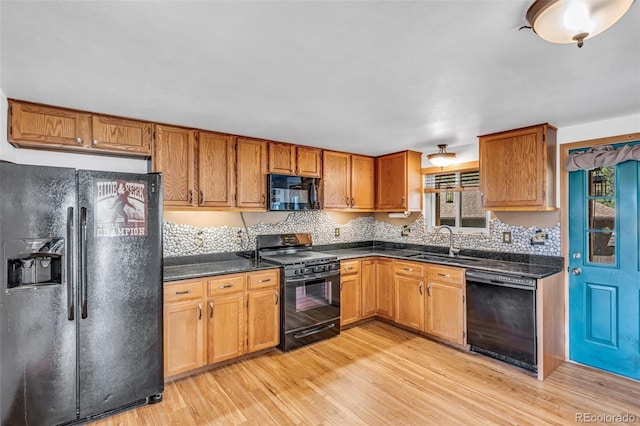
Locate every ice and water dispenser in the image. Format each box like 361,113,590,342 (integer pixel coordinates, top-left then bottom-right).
5,238,64,289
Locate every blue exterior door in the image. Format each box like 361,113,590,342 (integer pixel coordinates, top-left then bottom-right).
568,141,640,380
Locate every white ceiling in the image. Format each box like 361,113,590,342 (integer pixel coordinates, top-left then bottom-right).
1,1,639,162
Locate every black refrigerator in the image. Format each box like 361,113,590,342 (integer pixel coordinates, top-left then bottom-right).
0,161,163,425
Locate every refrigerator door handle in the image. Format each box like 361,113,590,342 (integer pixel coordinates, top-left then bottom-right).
80,207,88,319
66,206,75,321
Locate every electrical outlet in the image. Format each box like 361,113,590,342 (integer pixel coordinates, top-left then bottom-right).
502,231,512,244
531,231,547,245
401,225,410,237
334,228,340,237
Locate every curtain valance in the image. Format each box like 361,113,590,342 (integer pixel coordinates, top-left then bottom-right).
564,143,640,171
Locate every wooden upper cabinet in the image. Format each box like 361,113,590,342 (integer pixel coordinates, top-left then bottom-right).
376,150,422,212
268,142,322,178
350,155,375,210
479,123,557,211
153,124,196,207
9,100,91,148
296,146,322,177
323,151,351,209
90,115,151,155
268,142,296,175
323,151,375,211
198,131,235,208
236,138,267,209
8,99,151,157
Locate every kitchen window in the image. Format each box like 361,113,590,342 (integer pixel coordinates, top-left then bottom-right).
424,169,489,232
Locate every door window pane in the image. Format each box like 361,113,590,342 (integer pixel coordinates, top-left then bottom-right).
589,167,615,197
588,199,615,231
588,232,615,264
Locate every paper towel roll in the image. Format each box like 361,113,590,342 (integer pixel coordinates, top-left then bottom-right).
388,212,411,218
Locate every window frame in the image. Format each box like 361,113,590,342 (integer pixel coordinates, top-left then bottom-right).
422,161,490,234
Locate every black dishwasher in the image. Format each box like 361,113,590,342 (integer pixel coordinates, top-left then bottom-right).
465,270,537,372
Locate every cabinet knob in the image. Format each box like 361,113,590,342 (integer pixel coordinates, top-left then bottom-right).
351,197,355,207
92,139,98,145
76,137,82,145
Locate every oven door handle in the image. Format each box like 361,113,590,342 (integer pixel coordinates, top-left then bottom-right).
293,323,336,339
285,272,340,284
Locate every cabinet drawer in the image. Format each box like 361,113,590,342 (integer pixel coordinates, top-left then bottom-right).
427,265,464,286
341,260,360,275
248,270,279,290
394,260,425,278
208,274,246,296
164,281,204,303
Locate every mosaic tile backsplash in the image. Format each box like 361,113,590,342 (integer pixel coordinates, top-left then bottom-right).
164,212,560,258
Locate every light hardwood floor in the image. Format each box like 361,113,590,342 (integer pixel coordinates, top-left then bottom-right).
92,321,640,425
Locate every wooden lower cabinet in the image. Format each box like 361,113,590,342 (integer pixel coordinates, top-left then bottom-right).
247,269,280,352
424,265,466,345
394,261,425,331
340,260,361,326
375,259,395,320
207,273,246,364
360,259,377,318
164,269,279,379
163,279,206,377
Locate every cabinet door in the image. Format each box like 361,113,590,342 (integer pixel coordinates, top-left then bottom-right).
376,259,395,320
376,152,407,210
268,142,296,175
164,300,205,377
323,151,351,209
361,260,377,318
395,275,424,331
236,138,267,209
8,100,91,148
199,132,235,207
425,282,465,345
207,294,245,364
340,273,361,326
247,288,280,352
297,146,322,178
479,126,545,209
91,115,151,156
153,125,196,206
350,155,375,210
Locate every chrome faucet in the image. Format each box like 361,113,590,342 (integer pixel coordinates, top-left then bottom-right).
432,225,460,257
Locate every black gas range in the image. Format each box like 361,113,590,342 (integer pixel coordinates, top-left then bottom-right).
257,233,341,352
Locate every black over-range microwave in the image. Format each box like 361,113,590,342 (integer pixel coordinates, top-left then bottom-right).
268,174,321,211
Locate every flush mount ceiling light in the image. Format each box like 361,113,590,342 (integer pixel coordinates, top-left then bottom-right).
526,0,635,48
427,144,457,167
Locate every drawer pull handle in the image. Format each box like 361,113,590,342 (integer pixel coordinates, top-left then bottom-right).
219,284,234,289
419,282,423,295
437,273,451,278
174,290,191,295
257,278,271,283
198,304,202,320
274,292,279,305
345,266,354,270
209,301,214,318
404,268,414,271
427,283,431,297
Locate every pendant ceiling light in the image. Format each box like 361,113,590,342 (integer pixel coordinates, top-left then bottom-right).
526,0,635,48
427,144,457,167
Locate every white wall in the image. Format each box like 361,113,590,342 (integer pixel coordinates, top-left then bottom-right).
0,89,148,173
557,113,640,145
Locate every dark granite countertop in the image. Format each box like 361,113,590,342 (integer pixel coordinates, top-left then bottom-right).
164,252,278,282
163,241,563,282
